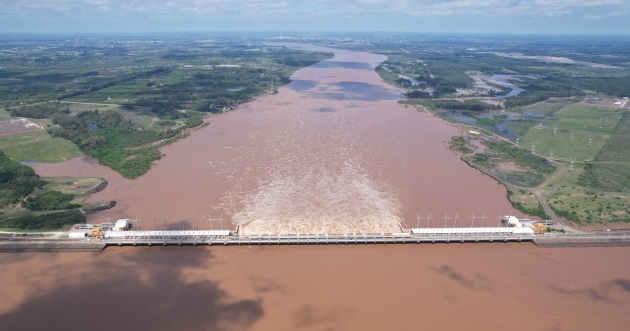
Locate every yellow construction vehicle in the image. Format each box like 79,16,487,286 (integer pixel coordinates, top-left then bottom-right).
91,226,104,240
534,223,547,235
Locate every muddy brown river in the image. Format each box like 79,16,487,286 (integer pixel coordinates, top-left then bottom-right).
31,44,522,233
1,245,629,331
4,44,630,331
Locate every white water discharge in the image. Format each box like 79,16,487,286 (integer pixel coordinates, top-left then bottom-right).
231,162,402,235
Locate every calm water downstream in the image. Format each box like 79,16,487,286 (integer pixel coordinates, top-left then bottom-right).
1,245,629,331
3,44,630,331
31,44,522,232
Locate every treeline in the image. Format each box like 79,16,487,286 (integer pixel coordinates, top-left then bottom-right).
2,210,85,229
49,110,123,151
511,200,548,219
405,90,432,98
551,205,581,224
9,103,70,118
23,191,80,211
59,67,171,99
573,77,630,98
0,151,45,208
429,99,501,111
404,86,460,99
504,90,584,108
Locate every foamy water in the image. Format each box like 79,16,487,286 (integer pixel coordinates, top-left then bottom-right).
231,161,402,235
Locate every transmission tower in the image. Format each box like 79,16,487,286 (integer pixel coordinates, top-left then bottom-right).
549,149,555,158
588,136,593,147
132,216,140,231
531,142,537,153
469,213,486,227
416,213,433,229
442,213,459,228
515,136,520,146
538,122,543,130
569,159,575,171
206,216,224,230
553,125,557,135
570,131,574,141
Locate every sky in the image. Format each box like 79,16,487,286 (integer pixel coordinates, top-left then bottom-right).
0,0,629,34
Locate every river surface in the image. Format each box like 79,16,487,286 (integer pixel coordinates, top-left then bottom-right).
1,245,629,331
30,43,522,233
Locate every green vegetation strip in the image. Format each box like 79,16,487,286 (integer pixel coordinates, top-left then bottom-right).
23,191,80,211
471,140,556,187
579,114,630,192
2,137,81,163
0,151,45,208
1,210,85,230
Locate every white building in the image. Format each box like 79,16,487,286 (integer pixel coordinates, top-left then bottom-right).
69,232,88,238
112,219,130,231
504,216,523,228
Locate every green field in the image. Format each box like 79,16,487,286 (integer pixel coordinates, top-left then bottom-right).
62,102,121,114
546,192,630,224
2,137,81,163
0,129,50,149
510,97,582,116
520,104,622,161
68,82,161,103
0,116,82,163
576,113,630,193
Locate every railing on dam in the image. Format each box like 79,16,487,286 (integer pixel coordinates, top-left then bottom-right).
410,227,534,236
104,230,231,239
4,231,629,250
97,229,537,247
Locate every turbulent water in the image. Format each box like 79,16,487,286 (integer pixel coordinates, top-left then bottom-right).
231,162,402,235
31,43,523,234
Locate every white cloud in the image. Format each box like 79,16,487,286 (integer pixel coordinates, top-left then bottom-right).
0,0,628,32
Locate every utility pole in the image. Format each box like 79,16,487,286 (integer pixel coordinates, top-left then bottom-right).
470,213,486,228
416,214,433,229
443,214,459,228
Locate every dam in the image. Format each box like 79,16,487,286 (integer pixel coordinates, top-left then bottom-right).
4,227,630,252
